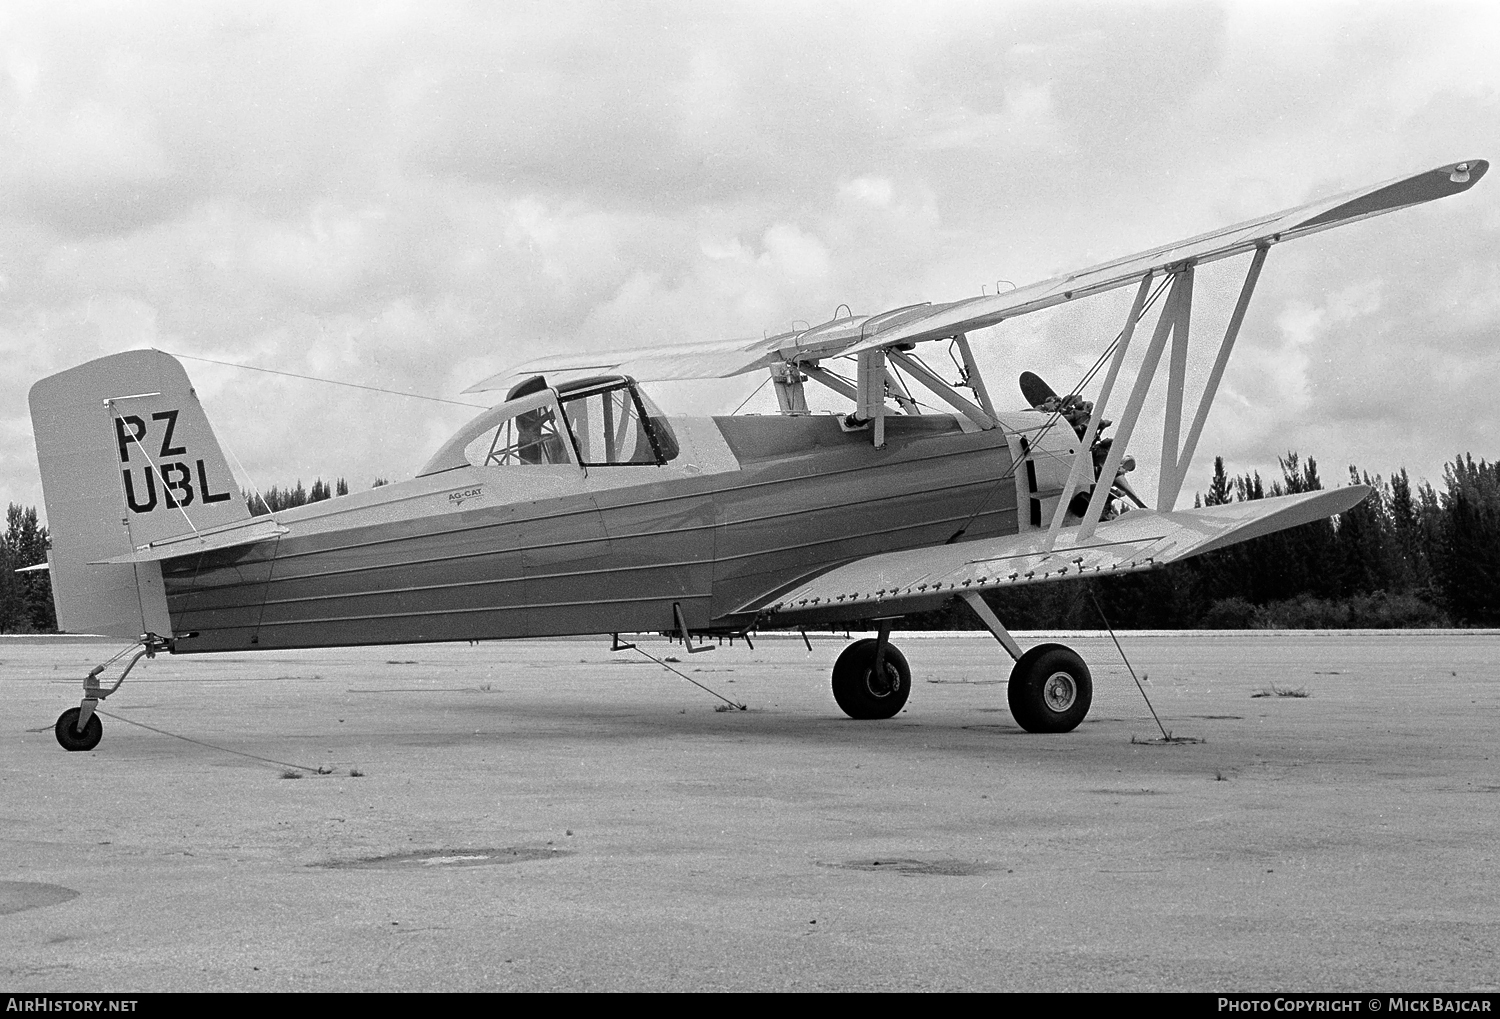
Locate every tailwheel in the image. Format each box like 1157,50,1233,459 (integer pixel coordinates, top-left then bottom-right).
53,637,165,754
832,638,911,720
55,707,103,752
1008,643,1092,733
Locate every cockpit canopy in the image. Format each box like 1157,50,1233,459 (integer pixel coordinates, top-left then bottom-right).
417,375,678,477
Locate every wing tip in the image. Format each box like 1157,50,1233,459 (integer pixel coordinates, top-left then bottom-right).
1442,158,1488,189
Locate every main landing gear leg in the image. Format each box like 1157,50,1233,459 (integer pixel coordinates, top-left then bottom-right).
831,620,911,719
54,635,168,752
959,591,1093,733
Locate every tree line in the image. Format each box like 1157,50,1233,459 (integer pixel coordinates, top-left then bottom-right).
248,477,350,515
0,504,54,633
4,454,1499,632
914,451,1500,630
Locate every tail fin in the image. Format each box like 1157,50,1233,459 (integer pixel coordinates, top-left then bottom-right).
29,350,249,638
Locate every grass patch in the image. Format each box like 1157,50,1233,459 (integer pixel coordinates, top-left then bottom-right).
1252,685,1310,698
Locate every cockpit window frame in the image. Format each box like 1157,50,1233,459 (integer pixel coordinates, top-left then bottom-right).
415,375,679,478
554,378,671,468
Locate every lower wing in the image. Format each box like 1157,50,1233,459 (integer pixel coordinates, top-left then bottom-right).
748,486,1369,625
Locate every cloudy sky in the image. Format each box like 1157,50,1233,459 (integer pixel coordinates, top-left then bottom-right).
2,0,1497,518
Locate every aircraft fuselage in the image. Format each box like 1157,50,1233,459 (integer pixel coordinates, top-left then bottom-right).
160,414,1023,652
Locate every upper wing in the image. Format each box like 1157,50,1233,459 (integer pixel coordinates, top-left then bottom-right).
744,486,1369,625
840,159,1487,353
464,336,776,393
468,159,1485,389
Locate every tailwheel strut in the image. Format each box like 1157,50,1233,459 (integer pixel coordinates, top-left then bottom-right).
55,634,171,752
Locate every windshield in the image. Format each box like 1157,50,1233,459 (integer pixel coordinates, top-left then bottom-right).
558,385,656,465
554,378,678,466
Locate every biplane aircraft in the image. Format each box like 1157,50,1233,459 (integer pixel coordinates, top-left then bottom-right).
29,159,1486,752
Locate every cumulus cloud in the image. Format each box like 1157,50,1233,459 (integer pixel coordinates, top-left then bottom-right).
919,84,1071,154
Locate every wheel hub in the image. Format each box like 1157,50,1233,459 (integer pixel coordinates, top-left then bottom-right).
1042,671,1077,712
864,663,900,698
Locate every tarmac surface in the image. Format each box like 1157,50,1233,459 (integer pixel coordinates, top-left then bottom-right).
2,629,1498,992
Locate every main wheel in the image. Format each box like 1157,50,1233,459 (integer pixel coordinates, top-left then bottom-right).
831,638,911,720
55,708,103,752
1007,643,1092,733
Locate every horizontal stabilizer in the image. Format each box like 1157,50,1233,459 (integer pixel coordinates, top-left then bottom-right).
93,518,289,564
749,486,1370,624
471,159,1484,387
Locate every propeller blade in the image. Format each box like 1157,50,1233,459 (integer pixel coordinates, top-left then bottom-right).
1018,371,1059,410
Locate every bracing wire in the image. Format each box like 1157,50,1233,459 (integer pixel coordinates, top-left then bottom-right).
730,375,772,415
631,644,746,710
882,360,926,411
151,347,492,516
159,349,490,409
1089,590,1185,743
944,274,1174,539
218,434,274,517
109,404,202,539
97,709,331,774
945,339,969,386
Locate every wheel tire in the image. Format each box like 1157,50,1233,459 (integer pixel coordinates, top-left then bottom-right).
831,638,911,720
1007,643,1092,733
55,708,103,752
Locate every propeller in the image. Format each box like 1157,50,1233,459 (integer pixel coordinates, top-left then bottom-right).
1018,371,1144,512
1018,370,1058,410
